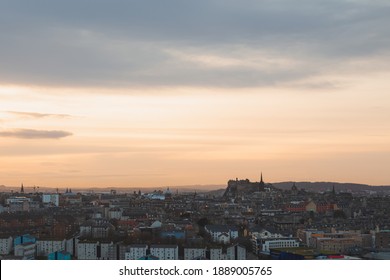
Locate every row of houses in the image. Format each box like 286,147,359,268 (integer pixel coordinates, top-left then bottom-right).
296,228,390,254
123,244,246,260
0,234,246,260
250,228,300,255
284,200,337,213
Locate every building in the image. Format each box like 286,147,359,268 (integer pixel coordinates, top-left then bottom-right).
304,200,316,212
107,208,122,220
315,238,361,254
0,236,13,255
77,241,117,260
307,231,363,254
100,242,117,260
124,245,148,260
184,247,207,260
64,194,82,205
160,230,185,240
227,244,246,260
150,245,178,260
375,231,390,249
48,250,72,260
209,247,226,260
251,227,284,240
6,196,31,205
209,244,246,260
79,219,115,239
223,176,268,199
205,225,239,244
296,229,325,246
42,194,60,207
14,242,36,259
315,201,334,213
253,238,299,254
77,241,98,260
14,234,36,247
36,239,66,257
65,236,79,257
285,201,307,212
6,197,31,212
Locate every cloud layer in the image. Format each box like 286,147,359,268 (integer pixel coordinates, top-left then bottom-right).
6,111,71,119
0,129,73,139
0,0,389,88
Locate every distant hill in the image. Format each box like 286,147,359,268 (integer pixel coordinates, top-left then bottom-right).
0,184,225,194
272,181,390,193
205,189,226,197
2,182,389,194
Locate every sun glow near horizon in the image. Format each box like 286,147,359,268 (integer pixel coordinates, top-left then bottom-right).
1,77,390,188
1,1,390,188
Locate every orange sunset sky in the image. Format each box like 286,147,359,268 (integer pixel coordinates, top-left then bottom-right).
1,0,389,188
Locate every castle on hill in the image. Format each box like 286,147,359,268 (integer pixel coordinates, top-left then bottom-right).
223,173,272,199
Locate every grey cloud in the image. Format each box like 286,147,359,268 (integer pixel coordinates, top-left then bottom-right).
0,0,389,88
0,129,73,139
6,111,72,119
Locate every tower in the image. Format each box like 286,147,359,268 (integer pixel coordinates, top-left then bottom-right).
21,183,24,194
292,182,298,194
259,173,265,191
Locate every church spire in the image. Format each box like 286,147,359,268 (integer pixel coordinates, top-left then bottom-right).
259,172,265,191
21,183,24,194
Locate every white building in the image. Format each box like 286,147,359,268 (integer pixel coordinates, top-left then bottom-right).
36,239,65,257
210,244,246,260
0,236,13,255
184,247,206,260
77,241,117,260
210,248,226,260
124,245,148,260
42,194,60,207
65,236,79,257
14,242,36,259
107,208,122,220
6,196,31,204
77,241,98,260
205,225,239,244
259,238,299,253
150,245,178,260
252,228,283,239
100,242,117,260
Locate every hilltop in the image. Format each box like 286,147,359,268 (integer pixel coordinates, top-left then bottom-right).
272,181,390,193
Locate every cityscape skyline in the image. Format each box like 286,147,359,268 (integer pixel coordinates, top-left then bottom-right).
1,1,390,188
1,176,390,192
1,176,390,260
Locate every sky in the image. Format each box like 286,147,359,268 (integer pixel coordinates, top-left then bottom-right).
1,0,390,188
